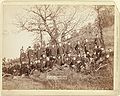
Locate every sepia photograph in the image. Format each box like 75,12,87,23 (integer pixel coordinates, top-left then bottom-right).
2,4,114,90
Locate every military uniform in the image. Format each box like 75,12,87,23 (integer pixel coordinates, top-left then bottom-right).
93,46,103,62
37,47,46,59
63,42,73,54
20,47,27,64
50,45,57,57
70,56,77,69
56,55,63,66
75,41,81,55
57,44,64,64
40,56,46,72
46,46,51,57
94,36,102,47
81,54,89,70
57,44,64,55
20,63,30,76
33,44,38,59
20,52,27,64
45,57,53,69
27,46,34,64
63,54,72,66
75,54,82,72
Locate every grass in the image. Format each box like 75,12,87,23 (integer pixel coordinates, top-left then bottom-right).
2,66,113,90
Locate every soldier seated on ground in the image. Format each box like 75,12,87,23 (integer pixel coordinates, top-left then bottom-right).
70,56,76,70
20,62,30,77
75,54,82,72
36,59,41,71
39,55,46,72
63,53,72,67
2,65,9,76
56,55,63,66
80,53,89,71
12,63,21,76
45,57,52,70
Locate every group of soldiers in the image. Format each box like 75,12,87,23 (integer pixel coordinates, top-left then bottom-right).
2,36,112,77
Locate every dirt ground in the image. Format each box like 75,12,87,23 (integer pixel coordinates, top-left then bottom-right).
2,66,113,90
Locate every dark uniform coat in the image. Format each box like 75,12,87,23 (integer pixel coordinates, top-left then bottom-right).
20,52,27,64
50,45,57,57
63,43,73,54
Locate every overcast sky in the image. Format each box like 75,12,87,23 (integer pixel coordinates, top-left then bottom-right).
2,5,97,59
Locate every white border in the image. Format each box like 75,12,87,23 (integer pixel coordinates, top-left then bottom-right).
0,0,120,96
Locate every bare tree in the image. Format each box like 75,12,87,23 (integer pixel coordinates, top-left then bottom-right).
16,5,94,46
94,5,114,48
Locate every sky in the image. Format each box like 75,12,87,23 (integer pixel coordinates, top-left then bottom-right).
2,5,97,59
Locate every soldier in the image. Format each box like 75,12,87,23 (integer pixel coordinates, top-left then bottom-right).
40,54,46,72
70,56,77,70
95,54,110,72
37,47,42,59
89,57,95,75
20,61,30,76
67,42,73,54
63,53,72,66
56,55,63,66
27,46,34,64
57,43,64,55
76,54,82,72
63,42,73,54
63,42,67,54
50,44,57,57
86,51,91,60
45,57,53,70
108,48,113,56
84,39,90,53
39,45,45,58
57,43,64,62
34,58,38,69
2,65,8,75
36,43,40,49
36,59,41,71
20,46,27,64
93,46,105,62
75,41,81,55
33,44,38,59
45,44,51,57
81,53,89,71
20,46,24,54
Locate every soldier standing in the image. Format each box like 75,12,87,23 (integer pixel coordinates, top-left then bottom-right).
37,45,46,60
27,46,34,65
20,46,27,64
33,44,38,59
49,44,57,66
